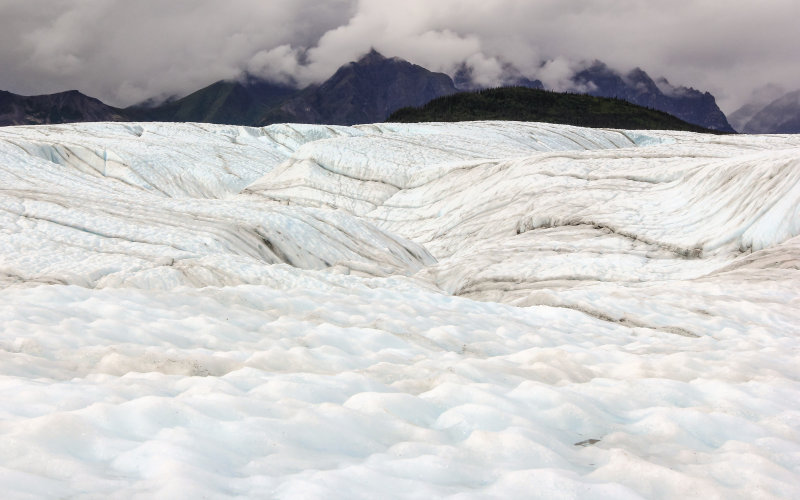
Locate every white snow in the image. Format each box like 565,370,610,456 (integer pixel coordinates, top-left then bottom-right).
0,120,799,498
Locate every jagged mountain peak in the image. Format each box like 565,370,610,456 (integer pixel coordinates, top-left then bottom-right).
627,67,649,79
582,60,614,75
270,51,458,126
572,61,734,132
622,68,661,95
341,49,427,76
355,48,390,65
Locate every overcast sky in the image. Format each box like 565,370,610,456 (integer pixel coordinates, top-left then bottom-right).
1,0,798,113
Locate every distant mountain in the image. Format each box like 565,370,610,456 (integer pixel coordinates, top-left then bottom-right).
737,90,800,134
0,90,127,126
261,50,458,125
125,76,297,125
388,86,722,134
727,84,787,132
1,51,734,133
129,50,458,127
727,102,766,133
453,62,544,91
571,62,734,132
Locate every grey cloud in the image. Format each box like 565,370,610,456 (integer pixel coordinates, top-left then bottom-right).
0,0,355,105
1,0,798,112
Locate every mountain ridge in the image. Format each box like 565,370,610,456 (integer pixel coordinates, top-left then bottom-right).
1,51,735,131
0,89,127,126
734,89,800,134
125,77,297,125
257,49,458,125
570,61,734,132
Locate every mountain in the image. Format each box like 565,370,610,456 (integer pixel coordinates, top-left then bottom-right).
738,90,800,134
571,62,735,132
388,86,721,133
1,50,460,128
727,84,787,132
727,102,767,133
0,89,127,126
125,76,297,125
453,62,544,91
261,49,458,125
1,52,732,132
130,50,458,127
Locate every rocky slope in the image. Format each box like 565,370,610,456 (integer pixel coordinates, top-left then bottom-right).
260,50,458,125
125,77,297,125
0,90,127,126
572,61,734,132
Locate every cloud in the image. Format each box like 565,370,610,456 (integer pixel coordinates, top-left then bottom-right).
246,45,305,85
746,83,789,108
1,0,798,111
536,58,587,93
0,0,355,104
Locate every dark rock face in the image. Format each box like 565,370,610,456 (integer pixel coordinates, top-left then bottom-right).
572,61,735,132
267,50,458,125
740,90,800,134
0,90,127,126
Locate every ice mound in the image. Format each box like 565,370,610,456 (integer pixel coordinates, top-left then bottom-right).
244,121,655,212
0,123,435,287
0,121,799,498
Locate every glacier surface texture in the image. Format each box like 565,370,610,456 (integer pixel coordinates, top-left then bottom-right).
0,121,799,498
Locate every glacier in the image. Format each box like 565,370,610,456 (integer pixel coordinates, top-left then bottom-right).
0,120,799,498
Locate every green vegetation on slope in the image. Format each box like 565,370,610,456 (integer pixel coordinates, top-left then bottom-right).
125,80,297,125
388,87,724,133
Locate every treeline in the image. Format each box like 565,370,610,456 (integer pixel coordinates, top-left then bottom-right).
388,87,724,133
